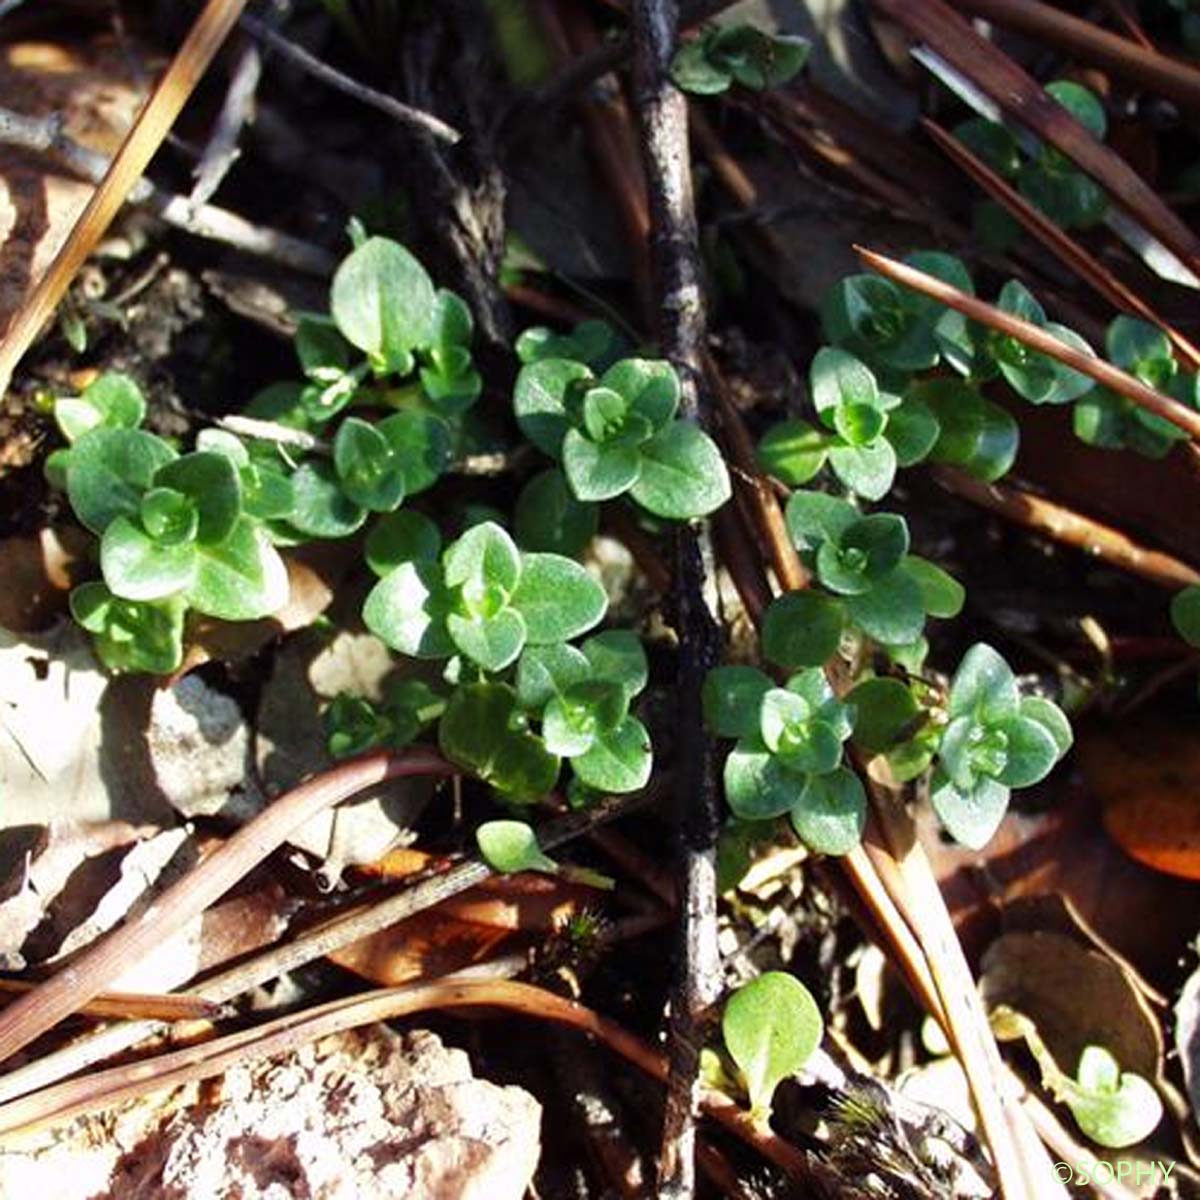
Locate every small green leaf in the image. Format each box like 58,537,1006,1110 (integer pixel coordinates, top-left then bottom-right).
445,521,522,593
187,516,289,620
573,713,652,792
843,568,925,646
563,429,641,501
762,591,844,670
760,691,843,776
515,468,598,556
376,409,452,495
931,769,1010,849
289,459,368,538
901,555,965,618
783,489,858,551
334,417,405,512
516,643,592,710
1171,585,1200,647
992,714,1060,788
365,510,442,577
582,630,648,700
846,677,920,755
827,438,896,501
1066,1046,1162,1149
724,736,797,819
629,421,731,519
65,428,177,534
722,972,822,1119
811,347,879,422
330,236,436,373
509,553,607,644
948,643,1019,721
883,397,939,467
670,33,733,94
1019,695,1073,758
790,767,866,855
364,559,456,658
704,665,773,739
514,357,594,457
101,516,197,601
707,25,810,91
140,488,199,546
600,358,680,429
477,820,560,875
439,682,560,800
55,373,145,442
447,606,527,672
757,418,829,486
543,680,626,757
1046,79,1107,140
954,117,1021,179
70,582,185,675
155,452,243,544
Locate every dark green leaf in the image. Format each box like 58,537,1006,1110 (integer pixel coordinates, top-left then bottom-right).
703,665,773,739
783,489,858,551
333,417,405,512
516,643,591,711
1019,695,1073,758
844,568,925,645
582,629,648,700
439,682,560,800
365,510,442,577
514,357,594,457
993,713,1060,787
514,468,598,556
600,358,680,429
66,428,177,534
509,552,607,643
447,606,527,672
290,459,368,538
628,421,731,519
762,591,844,669
827,438,896,501
901,555,964,618
363,559,455,658
155,451,243,543
846,677,920,755
100,517,197,601
187,516,289,620
376,410,453,495
790,767,866,855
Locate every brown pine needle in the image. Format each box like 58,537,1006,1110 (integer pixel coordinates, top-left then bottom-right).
922,117,1200,371
855,245,1200,442
0,0,250,393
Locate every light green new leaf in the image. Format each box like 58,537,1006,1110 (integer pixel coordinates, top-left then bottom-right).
723,972,822,1119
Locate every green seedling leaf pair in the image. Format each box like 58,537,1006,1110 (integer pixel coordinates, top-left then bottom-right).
670,23,810,96
704,664,864,854
514,356,731,519
931,644,1071,848
722,972,823,1120
992,1006,1161,1149
778,489,964,651
324,678,445,759
63,427,288,628
475,819,615,889
1075,316,1197,458
955,80,1108,244
364,520,607,673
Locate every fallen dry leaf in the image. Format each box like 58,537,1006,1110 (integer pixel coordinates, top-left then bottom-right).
1079,719,1200,881
0,623,176,829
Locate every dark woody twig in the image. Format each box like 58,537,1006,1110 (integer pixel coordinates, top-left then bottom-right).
630,3,722,1195
239,13,461,144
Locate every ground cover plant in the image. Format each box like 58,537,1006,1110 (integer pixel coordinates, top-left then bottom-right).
2,2,1200,1197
